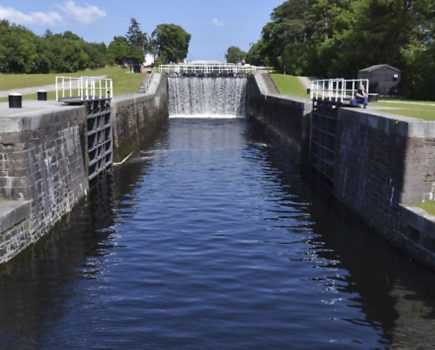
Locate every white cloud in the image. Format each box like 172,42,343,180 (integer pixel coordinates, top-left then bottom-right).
60,1,106,25
211,18,224,28
0,5,63,27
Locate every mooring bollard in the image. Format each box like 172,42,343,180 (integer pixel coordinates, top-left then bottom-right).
8,93,22,108
37,90,47,101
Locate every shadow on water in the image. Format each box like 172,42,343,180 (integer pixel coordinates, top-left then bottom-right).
251,126,435,348
0,119,434,349
0,125,171,349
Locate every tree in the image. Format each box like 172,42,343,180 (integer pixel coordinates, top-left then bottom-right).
0,19,110,73
246,40,268,66
151,24,191,64
258,0,354,76
84,42,108,69
128,45,145,69
125,17,148,69
225,46,247,64
0,20,40,73
259,0,313,74
47,31,91,72
108,36,129,65
126,17,147,49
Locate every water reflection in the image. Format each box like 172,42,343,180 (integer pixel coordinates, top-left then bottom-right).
257,128,435,348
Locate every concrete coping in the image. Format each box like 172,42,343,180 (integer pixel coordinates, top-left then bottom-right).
400,203,435,224
339,107,435,138
0,200,31,233
0,101,85,132
8,93,22,96
113,93,150,104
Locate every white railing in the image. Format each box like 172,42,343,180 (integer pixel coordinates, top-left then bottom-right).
55,76,113,102
310,78,369,102
158,64,257,75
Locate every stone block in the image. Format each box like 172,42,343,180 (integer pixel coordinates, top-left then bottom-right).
0,200,31,233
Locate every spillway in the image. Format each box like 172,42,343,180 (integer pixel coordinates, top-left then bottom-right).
168,76,247,118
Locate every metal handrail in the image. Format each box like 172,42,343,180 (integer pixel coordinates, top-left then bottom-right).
310,78,369,102
158,64,257,75
55,76,113,102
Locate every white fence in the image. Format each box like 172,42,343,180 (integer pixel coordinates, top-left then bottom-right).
158,64,257,75
55,76,113,102
310,78,369,102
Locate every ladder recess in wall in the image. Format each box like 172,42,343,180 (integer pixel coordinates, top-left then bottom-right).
56,76,114,181
86,99,113,181
310,100,339,187
309,78,368,187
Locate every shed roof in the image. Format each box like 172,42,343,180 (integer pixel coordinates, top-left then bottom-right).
359,64,400,73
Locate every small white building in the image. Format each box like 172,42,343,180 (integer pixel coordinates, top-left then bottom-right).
144,53,155,67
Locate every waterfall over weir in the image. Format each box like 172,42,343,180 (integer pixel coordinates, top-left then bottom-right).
168,76,247,118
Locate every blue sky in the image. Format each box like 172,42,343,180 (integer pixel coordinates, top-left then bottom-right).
0,0,283,61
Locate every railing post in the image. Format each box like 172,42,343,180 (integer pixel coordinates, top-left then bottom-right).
322,81,325,100
55,77,59,102
352,80,355,100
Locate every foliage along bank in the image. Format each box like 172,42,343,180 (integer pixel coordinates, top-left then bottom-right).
0,18,191,74
247,0,435,100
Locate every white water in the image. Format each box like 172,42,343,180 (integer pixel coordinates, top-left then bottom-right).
168,76,247,118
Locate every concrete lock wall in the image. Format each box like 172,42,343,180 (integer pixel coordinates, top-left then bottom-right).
246,74,312,167
111,73,168,162
247,73,435,271
334,109,435,266
0,105,89,262
0,73,168,264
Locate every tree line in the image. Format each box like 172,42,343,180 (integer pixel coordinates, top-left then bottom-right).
244,0,435,100
109,19,191,68
0,18,191,74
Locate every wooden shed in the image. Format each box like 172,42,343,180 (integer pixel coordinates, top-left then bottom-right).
358,64,401,95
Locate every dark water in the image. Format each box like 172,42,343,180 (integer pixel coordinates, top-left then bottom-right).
1,119,435,349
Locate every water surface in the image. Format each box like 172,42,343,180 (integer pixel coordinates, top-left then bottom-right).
1,119,435,349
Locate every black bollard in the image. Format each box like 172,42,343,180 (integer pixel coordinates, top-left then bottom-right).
37,90,47,101
8,93,22,108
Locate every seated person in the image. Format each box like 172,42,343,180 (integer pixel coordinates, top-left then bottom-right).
351,84,368,108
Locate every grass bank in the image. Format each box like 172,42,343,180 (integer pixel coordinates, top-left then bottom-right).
270,74,307,98
0,66,145,102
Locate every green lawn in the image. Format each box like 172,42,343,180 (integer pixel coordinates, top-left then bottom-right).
416,201,435,216
270,74,308,98
0,66,145,102
370,100,435,121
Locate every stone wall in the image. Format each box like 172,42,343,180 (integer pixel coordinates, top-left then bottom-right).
399,205,435,268
0,75,169,264
246,73,435,270
333,110,408,244
246,74,311,167
0,219,31,263
111,73,168,161
0,105,89,258
334,109,435,268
